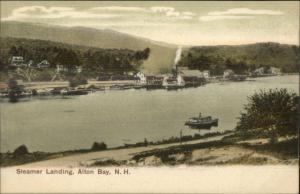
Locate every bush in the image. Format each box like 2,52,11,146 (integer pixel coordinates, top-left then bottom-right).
91,142,107,151
236,88,298,141
13,145,29,156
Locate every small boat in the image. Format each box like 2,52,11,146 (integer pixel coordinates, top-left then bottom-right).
61,89,89,96
36,89,52,96
185,113,218,129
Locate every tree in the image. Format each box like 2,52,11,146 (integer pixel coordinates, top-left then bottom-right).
0,57,8,70
7,78,23,102
142,47,150,59
8,46,18,56
91,142,107,151
236,88,298,142
13,145,29,156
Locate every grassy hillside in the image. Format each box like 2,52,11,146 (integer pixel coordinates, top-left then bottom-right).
1,21,176,73
179,43,299,75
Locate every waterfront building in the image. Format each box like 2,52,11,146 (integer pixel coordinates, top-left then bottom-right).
223,69,235,79
179,69,204,87
136,72,147,84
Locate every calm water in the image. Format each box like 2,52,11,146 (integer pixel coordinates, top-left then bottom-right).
0,75,298,152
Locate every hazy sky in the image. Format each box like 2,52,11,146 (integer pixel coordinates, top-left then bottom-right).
1,1,299,45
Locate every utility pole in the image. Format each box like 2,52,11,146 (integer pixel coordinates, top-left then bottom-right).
180,129,183,145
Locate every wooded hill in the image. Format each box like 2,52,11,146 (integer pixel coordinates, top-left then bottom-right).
1,21,176,73
0,37,150,75
178,43,299,75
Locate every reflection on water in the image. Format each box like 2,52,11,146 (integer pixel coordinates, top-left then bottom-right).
0,75,298,152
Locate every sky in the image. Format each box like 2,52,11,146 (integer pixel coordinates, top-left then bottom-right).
1,1,299,46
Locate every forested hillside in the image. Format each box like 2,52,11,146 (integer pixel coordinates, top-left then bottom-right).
179,43,299,75
0,37,150,74
1,21,176,73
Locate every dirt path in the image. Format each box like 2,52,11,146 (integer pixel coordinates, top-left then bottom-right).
18,133,232,167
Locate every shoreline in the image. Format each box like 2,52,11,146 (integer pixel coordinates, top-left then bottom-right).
1,130,298,167
1,74,297,99
0,131,232,167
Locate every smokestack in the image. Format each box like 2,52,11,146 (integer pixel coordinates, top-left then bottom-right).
173,47,182,70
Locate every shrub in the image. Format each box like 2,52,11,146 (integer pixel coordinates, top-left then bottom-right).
91,142,107,151
236,88,298,142
13,145,29,156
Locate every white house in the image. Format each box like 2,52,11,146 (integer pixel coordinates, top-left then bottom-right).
136,72,147,84
267,67,281,75
27,60,35,68
56,65,82,74
10,56,25,67
253,67,265,75
223,69,235,79
76,66,82,74
37,60,50,68
203,70,210,79
56,65,67,73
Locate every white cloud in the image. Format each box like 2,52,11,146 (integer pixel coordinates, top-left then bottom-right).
13,6,75,15
200,15,254,22
199,8,284,22
166,11,180,17
2,5,196,23
150,6,175,13
89,6,147,12
150,6,195,20
2,6,119,21
209,8,284,16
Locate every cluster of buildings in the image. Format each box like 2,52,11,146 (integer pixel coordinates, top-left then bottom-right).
135,67,209,89
9,56,82,74
91,65,283,89
10,56,51,69
9,56,282,84
250,66,281,77
223,66,282,79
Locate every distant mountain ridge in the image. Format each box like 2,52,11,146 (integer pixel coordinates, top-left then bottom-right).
0,21,177,73
1,21,299,74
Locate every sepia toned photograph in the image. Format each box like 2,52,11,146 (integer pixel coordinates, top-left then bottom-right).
0,1,299,193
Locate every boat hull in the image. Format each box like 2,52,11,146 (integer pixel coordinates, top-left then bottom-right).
185,119,218,129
